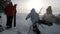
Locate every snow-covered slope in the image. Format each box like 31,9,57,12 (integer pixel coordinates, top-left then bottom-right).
0,13,60,34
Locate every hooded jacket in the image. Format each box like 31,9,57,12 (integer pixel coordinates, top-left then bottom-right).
42,6,56,23
26,8,40,24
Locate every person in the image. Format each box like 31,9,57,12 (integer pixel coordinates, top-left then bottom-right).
42,6,56,23
40,6,55,26
26,8,41,34
4,2,15,29
14,4,17,27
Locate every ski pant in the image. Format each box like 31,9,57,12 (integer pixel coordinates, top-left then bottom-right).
6,16,13,28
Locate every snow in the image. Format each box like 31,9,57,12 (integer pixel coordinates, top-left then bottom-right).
0,13,60,34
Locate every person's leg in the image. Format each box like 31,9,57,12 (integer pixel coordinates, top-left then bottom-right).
33,25,41,34
14,14,16,27
6,16,13,29
6,16,11,29
6,16,10,27
9,16,13,28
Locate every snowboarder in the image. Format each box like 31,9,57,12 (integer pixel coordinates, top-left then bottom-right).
26,8,41,34
14,4,17,27
4,2,16,29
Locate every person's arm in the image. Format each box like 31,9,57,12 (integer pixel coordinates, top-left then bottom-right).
26,13,31,20
15,8,17,14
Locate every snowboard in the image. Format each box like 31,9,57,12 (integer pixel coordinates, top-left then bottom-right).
28,27,36,34
28,25,41,34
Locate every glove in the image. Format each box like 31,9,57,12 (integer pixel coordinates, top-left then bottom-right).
26,18,27,20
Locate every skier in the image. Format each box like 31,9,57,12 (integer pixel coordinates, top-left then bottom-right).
26,8,41,34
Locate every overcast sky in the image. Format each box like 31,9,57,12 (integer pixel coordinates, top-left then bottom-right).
11,0,60,14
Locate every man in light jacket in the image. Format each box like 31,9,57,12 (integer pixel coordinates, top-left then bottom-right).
26,8,41,34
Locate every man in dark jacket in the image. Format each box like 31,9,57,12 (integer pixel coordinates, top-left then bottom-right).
4,2,15,29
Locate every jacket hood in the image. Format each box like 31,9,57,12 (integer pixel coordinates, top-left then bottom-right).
31,8,36,13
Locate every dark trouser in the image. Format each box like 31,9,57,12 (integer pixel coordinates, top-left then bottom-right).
6,16,13,28
33,22,41,34
14,14,16,27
